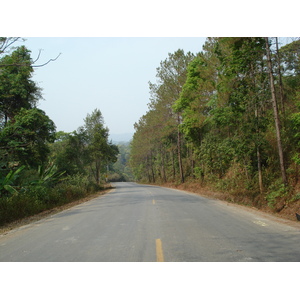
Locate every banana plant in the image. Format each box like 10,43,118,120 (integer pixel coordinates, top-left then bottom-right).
29,162,66,186
0,165,25,195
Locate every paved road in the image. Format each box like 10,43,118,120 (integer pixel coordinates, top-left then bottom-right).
1,182,300,261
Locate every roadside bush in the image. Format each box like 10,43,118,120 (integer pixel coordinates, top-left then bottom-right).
0,193,46,224
0,174,104,226
266,180,290,208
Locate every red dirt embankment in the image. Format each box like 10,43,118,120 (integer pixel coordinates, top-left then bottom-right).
156,181,300,223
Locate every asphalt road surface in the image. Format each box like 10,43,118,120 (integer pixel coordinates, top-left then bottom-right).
1,182,300,262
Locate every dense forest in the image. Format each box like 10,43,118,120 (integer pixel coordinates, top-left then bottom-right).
130,37,300,216
0,38,119,225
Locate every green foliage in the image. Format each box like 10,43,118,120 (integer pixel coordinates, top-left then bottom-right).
266,181,289,208
289,107,300,165
0,40,118,226
0,165,25,196
198,136,235,178
131,49,194,183
29,161,66,187
279,39,300,76
110,142,134,181
291,192,300,202
174,54,213,145
54,130,88,175
50,109,119,184
81,108,119,184
0,173,103,226
0,45,42,125
0,108,56,168
0,43,56,174
131,37,300,210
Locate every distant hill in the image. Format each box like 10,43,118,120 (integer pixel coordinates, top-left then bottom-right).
109,132,133,143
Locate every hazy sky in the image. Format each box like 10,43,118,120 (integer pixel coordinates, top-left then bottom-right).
23,37,206,137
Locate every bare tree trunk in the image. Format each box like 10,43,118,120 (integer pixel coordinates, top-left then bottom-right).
255,104,263,193
150,151,155,183
151,166,155,183
90,161,100,185
177,114,184,183
146,156,151,182
275,37,286,116
161,148,167,183
95,160,101,185
255,98,264,193
172,150,176,181
252,60,264,193
257,146,263,193
191,156,195,179
265,37,288,186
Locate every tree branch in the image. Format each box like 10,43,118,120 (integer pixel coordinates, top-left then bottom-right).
0,37,20,54
0,142,31,150
32,49,42,64
0,52,62,68
32,52,62,68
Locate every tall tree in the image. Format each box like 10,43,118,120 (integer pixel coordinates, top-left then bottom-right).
175,37,270,190
275,37,286,115
148,49,195,183
83,109,118,184
265,37,288,186
217,37,268,191
0,46,42,126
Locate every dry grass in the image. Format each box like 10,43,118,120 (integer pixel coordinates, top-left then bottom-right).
157,181,300,223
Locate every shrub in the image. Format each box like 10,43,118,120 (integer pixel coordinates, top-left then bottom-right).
0,173,104,226
266,181,289,208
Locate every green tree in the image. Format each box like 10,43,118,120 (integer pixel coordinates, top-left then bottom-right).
131,105,154,180
131,38,300,209
83,109,118,184
0,108,56,169
265,37,287,186
146,49,195,183
53,130,89,176
51,110,118,184
0,46,42,126
175,38,270,190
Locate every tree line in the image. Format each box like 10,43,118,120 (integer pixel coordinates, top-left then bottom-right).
130,37,300,211
0,38,119,225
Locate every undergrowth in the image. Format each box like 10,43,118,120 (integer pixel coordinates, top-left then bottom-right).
0,174,103,226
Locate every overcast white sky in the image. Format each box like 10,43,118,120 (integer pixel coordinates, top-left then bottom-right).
23,37,206,137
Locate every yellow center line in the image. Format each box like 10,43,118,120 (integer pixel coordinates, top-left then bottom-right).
156,239,164,262
152,199,156,205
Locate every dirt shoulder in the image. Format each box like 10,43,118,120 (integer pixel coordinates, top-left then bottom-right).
154,181,300,225
0,185,114,236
